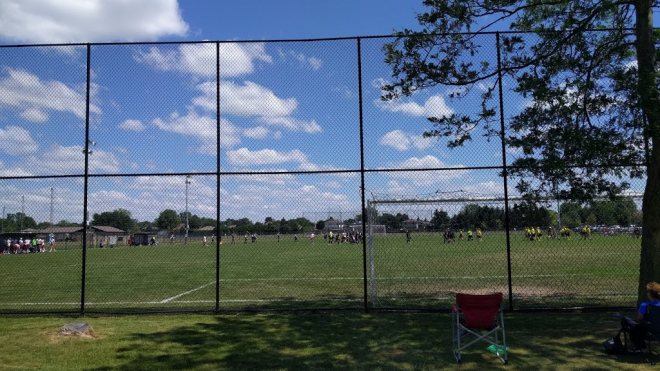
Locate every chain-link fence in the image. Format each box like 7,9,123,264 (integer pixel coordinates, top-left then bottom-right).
0,33,646,314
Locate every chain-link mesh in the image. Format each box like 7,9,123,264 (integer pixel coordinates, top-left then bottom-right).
0,34,646,313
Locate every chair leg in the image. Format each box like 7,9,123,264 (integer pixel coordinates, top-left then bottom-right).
500,310,508,364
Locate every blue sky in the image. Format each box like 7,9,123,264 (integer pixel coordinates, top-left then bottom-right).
0,1,645,225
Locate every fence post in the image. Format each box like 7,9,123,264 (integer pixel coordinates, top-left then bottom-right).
215,41,221,314
81,44,92,315
496,32,514,311
357,37,369,313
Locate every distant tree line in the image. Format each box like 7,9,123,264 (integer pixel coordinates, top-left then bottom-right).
373,198,642,231
0,198,641,234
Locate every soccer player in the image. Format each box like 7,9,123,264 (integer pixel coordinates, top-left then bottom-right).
476,228,483,241
310,233,315,244
49,235,56,252
406,230,411,243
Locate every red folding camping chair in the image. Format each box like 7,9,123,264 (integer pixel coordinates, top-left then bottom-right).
452,292,507,364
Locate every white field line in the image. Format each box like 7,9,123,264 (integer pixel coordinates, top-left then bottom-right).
159,280,216,303
2,273,626,307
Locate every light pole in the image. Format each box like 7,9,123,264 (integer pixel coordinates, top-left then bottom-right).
83,139,95,248
185,175,191,243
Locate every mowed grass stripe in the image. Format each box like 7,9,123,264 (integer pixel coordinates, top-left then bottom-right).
0,232,641,310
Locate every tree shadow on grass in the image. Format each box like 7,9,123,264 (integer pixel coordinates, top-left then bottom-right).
86,313,450,371
86,312,649,371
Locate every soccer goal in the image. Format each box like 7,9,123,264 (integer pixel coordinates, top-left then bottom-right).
366,192,510,308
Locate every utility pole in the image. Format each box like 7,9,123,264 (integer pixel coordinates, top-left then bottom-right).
21,195,24,232
50,187,54,227
185,175,191,243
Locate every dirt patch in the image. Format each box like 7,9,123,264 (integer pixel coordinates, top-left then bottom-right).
450,285,563,298
57,322,96,339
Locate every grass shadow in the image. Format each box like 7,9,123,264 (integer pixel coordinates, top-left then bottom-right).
85,312,653,371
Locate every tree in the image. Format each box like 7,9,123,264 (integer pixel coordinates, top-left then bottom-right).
155,209,180,232
431,209,451,229
138,221,154,232
234,218,254,233
288,217,314,232
384,0,659,304
279,218,291,233
56,220,80,227
379,213,403,230
316,220,326,230
91,208,135,232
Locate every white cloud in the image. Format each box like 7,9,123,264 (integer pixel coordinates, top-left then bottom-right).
219,183,353,221
297,162,352,174
0,0,188,44
193,80,321,133
379,130,434,151
384,155,469,186
19,108,48,123
371,78,389,90
375,95,454,118
379,130,410,151
152,108,241,154
135,43,272,77
278,49,323,70
226,148,307,166
333,86,354,99
243,126,270,139
385,180,415,195
0,162,32,177
0,126,38,155
462,181,504,195
19,145,120,174
118,119,145,132
194,80,297,117
85,176,215,221
258,116,322,133
230,170,297,185
0,67,101,121
321,181,342,189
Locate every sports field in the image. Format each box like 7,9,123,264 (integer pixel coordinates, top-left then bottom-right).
0,231,641,313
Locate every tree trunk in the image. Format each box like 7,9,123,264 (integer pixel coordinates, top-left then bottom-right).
635,0,660,305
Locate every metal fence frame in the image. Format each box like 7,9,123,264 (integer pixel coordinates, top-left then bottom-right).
0,33,644,314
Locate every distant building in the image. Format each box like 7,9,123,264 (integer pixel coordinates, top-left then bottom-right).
325,218,342,230
401,219,432,231
39,226,85,242
91,226,128,246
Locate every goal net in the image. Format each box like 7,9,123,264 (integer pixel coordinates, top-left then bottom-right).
366,192,510,309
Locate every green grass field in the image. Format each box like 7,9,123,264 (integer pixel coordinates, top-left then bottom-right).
0,231,642,313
